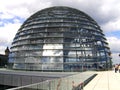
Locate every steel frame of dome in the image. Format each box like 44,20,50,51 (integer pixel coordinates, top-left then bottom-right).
9,6,111,71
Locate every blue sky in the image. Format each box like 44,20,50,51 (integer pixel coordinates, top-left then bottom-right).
0,0,120,64
106,31,120,39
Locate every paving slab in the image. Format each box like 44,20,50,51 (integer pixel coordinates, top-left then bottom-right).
84,70,120,90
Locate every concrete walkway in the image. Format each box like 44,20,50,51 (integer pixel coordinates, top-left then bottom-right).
84,70,120,90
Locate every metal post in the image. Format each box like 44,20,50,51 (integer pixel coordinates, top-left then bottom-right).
81,51,84,72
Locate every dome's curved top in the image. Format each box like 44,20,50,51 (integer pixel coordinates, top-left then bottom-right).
28,6,94,21
19,6,99,32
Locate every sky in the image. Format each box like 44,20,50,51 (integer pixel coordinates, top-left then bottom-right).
0,0,120,64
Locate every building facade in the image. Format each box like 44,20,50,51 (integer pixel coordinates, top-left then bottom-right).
9,6,111,71
0,47,10,67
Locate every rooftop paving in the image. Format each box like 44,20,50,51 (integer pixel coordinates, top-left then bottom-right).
84,70,120,90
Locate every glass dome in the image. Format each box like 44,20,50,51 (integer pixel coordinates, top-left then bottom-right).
9,6,111,71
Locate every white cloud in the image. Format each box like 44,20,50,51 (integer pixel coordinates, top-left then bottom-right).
107,37,120,64
0,22,21,41
0,37,10,54
0,46,7,54
102,19,120,32
0,12,14,19
0,21,22,54
107,37,120,53
0,0,51,19
111,53,120,64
